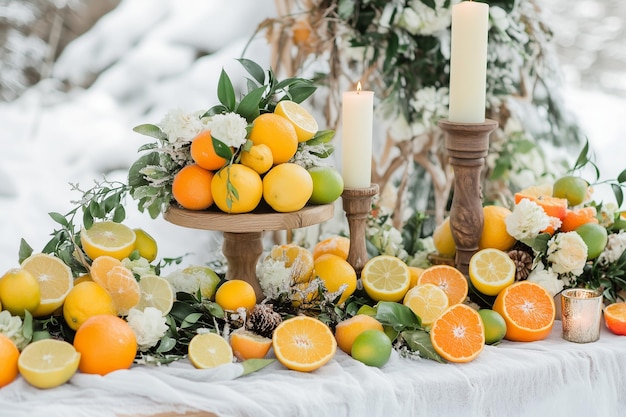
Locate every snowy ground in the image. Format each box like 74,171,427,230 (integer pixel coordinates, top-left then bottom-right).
1,0,625,274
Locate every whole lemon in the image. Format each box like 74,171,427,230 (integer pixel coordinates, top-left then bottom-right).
240,143,273,175
479,206,516,251
63,281,117,331
432,217,456,257
211,164,263,213
133,228,158,262
0,268,40,316
313,254,357,305
263,163,313,212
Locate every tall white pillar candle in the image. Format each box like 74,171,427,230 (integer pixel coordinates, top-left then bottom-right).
448,0,490,123
342,84,374,188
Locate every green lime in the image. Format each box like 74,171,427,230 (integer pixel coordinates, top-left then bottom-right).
307,166,344,205
552,175,588,207
575,222,608,260
351,329,392,367
478,309,506,345
133,228,158,262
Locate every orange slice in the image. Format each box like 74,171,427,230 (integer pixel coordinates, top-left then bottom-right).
417,264,468,305
604,302,626,335
430,303,485,363
492,281,555,342
272,316,336,372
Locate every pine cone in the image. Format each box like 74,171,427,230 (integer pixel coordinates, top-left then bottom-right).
508,249,533,281
246,303,282,338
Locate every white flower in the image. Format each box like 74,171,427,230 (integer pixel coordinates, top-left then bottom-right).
489,6,510,32
0,311,28,350
397,0,453,36
205,112,248,148
159,108,205,144
257,257,292,300
505,198,551,241
127,307,168,352
546,232,587,276
165,267,218,297
527,262,563,297
598,231,626,265
122,257,154,278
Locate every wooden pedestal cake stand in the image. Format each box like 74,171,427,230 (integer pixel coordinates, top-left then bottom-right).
164,203,334,302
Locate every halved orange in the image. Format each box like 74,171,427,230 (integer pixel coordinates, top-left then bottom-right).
272,316,336,372
229,329,272,360
417,265,468,305
430,303,484,363
604,302,626,335
492,281,555,342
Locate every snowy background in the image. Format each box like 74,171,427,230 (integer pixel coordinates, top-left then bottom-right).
1,0,625,274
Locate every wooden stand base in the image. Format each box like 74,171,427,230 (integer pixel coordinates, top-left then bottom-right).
342,185,379,277
437,119,498,276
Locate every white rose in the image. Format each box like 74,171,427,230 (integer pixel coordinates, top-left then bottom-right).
159,108,204,144
547,232,587,276
527,262,563,297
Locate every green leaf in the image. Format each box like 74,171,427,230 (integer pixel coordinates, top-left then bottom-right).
237,85,266,122
49,212,69,228
612,183,624,208
205,301,225,318
337,0,356,19
156,336,177,353
237,58,266,85
22,311,33,342
133,124,167,141
284,85,317,104
112,205,126,223
217,68,236,111
617,169,626,184
306,130,335,146
211,137,234,160
375,301,422,331
201,104,229,118
422,0,436,9
401,329,446,363
528,233,551,253
240,358,275,376
181,312,204,328
18,239,34,264
82,208,94,230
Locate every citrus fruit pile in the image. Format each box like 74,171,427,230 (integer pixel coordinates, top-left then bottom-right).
172,100,343,214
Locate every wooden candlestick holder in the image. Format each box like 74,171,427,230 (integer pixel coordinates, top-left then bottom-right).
437,119,498,276
342,184,379,277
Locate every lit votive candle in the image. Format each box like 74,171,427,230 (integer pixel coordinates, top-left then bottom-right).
448,0,490,123
341,83,374,189
561,288,603,343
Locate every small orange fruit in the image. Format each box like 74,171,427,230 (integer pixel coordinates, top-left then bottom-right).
90,256,141,316
240,143,273,175
560,206,598,232
492,281,555,342
172,164,214,211
272,316,336,372
430,303,485,363
63,281,117,331
249,113,298,164
313,254,357,305
215,280,257,313
190,130,229,171
417,264,468,305
604,302,626,335
229,329,273,360
312,236,350,261
0,334,19,388
73,314,137,375
211,164,263,213
263,163,313,212
334,314,384,354
479,205,516,251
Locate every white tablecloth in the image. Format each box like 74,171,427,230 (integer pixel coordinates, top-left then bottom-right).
1,321,625,417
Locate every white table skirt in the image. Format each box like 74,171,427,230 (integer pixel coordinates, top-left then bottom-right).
1,320,625,417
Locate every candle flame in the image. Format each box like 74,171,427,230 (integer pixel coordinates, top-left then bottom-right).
356,82,362,94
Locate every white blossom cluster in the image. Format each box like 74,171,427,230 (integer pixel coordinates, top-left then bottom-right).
366,211,409,261
505,198,553,242
257,257,292,301
127,307,168,352
396,0,456,36
598,231,626,266
204,112,248,149
0,310,28,350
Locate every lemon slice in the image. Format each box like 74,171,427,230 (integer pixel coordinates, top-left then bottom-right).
21,253,73,317
468,248,516,296
403,283,449,326
188,332,233,369
18,339,80,389
361,255,411,302
274,100,318,142
135,275,174,315
80,221,136,261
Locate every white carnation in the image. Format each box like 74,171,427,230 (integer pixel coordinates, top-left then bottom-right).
122,257,154,278
205,112,248,148
159,108,205,144
546,232,587,276
257,258,292,300
127,307,168,352
505,198,551,241
526,262,563,297
0,311,28,350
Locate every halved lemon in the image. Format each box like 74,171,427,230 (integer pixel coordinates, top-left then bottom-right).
21,253,74,317
403,283,449,327
18,339,80,389
135,274,174,315
80,221,136,260
274,100,319,142
188,332,233,369
468,248,516,296
361,255,411,302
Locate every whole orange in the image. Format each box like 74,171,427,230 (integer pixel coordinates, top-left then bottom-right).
215,279,257,313
172,164,214,210
0,334,19,388
73,314,137,375
335,314,384,354
190,130,229,171
248,113,298,164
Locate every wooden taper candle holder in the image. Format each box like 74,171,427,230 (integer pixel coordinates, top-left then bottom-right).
342,184,379,277
437,119,498,276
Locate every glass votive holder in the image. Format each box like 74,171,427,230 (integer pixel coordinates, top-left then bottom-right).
561,288,603,343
